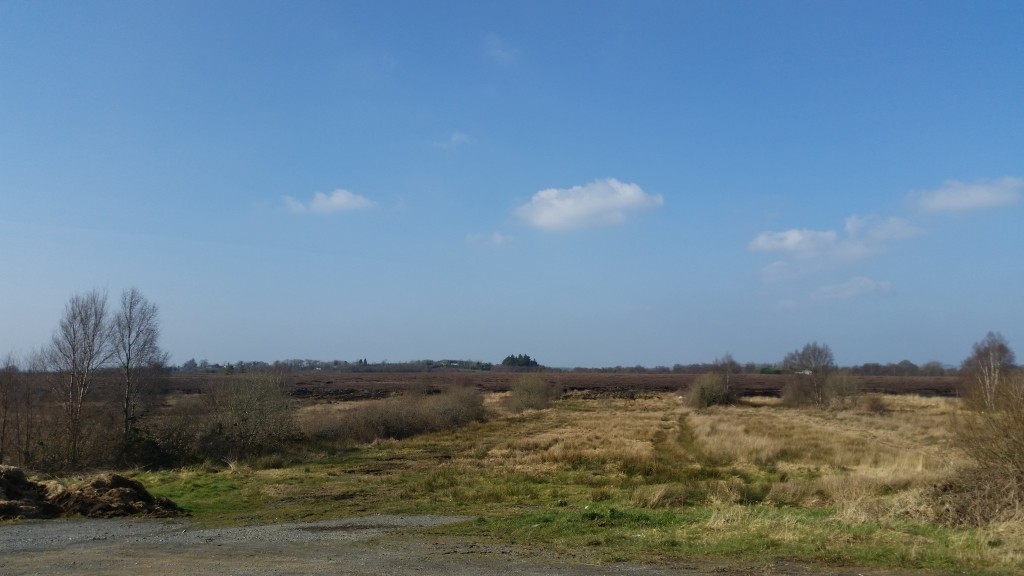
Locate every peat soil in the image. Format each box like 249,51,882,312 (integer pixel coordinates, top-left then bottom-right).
0,516,959,576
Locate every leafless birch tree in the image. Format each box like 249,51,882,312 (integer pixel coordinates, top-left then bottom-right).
112,287,167,445
962,331,1016,412
47,290,113,468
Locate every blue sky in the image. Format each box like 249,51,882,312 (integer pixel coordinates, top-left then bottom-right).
2,1,1022,368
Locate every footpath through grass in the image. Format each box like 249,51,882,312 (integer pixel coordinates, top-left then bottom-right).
135,393,1022,575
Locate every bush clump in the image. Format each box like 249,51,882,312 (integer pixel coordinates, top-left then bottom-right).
684,373,737,408
199,376,299,460
944,379,1024,526
317,385,487,444
122,376,299,467
938,333,1024,527
779,342,837,408
824,370,861,409
505,375,561,413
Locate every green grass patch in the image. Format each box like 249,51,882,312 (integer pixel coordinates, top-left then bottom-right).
134,468,254,518
443,505,1003,573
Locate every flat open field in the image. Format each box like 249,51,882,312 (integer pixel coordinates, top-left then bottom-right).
11,373,1012,575
113,387,1019,574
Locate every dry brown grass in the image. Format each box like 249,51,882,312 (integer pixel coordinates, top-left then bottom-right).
468,392,965,525
140,390,1024,573
297,391,963,523
686,395,962,518
482,395,679,476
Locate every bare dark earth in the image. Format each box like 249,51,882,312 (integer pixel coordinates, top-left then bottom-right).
0,516,958,576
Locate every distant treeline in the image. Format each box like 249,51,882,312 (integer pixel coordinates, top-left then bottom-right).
173,358,497,374
171,357,957,377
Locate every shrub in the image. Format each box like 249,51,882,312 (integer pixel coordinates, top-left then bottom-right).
684,373,737,408
945,373,1024,525
318,385,487,444
824,370,860,409
505,375,561,413
858,394,889,415
781,376,820,407
200,376,298,460
781,369,856,409
780,342,836,408
134,399,206,467
930,465,1024,527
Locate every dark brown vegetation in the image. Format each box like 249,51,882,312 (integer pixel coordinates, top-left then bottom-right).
252,371,960,400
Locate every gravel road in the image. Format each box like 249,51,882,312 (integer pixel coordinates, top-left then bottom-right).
0,516,955,576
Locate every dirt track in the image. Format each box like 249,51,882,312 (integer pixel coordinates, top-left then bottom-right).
0,516,957,576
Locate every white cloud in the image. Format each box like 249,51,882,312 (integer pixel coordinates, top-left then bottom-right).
515,178,663,231
812,276,892,301
844,215,919,244
467,231,513,247
284,189,375,214
751,216,918,260
749,215,919,280
911,177,1022,213
748,229,838,256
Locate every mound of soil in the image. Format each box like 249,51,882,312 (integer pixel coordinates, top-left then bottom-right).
0,466,185,520
0,466,61,520
50,473,185,519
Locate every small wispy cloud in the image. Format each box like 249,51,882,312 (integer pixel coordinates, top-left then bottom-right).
467,231,513,247
750,216,918,260
434,131,472,150
750,215,919,280
910,177,1022,213
284,189,375,214
811,276,892,301
748,229,838,256
515,178,662,231
484,34,519,65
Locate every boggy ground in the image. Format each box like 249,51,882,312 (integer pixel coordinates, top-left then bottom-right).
4,393,1014,575
0,515,957,576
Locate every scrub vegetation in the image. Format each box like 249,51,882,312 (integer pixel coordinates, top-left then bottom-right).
4,290,1024,573
124,391,1021,574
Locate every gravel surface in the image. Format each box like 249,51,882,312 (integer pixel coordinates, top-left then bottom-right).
0,515,467,554
0,516,957,576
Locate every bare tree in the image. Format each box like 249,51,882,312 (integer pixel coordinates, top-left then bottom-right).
0,354,16,463
47,290,114,468
713,353,738,389
961,332,1016,412
112,288,167,446
4,351,47,466
953,336,1024,525
781,341,836,407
